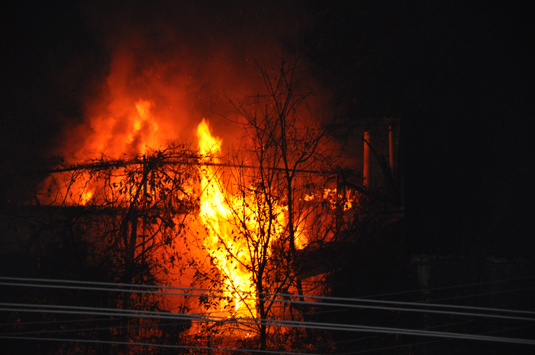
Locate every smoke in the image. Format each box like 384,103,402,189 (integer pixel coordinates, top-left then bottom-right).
56,0,311,162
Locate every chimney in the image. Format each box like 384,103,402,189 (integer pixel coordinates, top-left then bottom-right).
363,131,370,188
389,125,394,174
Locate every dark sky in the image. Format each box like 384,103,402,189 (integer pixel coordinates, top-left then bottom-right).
1,1,533,258
401,2,534,258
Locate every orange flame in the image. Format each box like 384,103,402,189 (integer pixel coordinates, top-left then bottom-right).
196,119,291,317
129,100,159,154
196,119,254,316
81,190,93,205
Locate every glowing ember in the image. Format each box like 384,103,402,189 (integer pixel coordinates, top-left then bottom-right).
81,190,93,205
295,231,308,250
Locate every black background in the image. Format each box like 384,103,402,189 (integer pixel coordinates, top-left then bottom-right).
1,0,533,280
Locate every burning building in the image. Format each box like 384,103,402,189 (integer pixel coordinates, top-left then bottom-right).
18,41,353,352
1,1,413,353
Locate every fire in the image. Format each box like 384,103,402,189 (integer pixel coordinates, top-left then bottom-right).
68,115,302,318
81,190,93,205
44,50,323,322
295,230,308,250
321,188,356,211
44,98,164,206
129,100,159,154
196,119,254,316
196,119,288,318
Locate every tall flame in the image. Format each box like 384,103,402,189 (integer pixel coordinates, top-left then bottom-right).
196,119,292,318
196,119,256,316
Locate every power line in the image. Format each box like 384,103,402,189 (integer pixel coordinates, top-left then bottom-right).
3,275,533,315
338,340,435,355
256,287,535,318
340,321,535,354
432,285,535,303
259,297,535,323
324,319,479,354
4,319,190,337
309,319,476,353
0,281,226,301
0,317,116,328
355,274,535,300
3,277,535,322
0,276,223,293
348,275,535,298
1,302,534,345
0,335,322,355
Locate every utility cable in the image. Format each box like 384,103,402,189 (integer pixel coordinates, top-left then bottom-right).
354,274,535,300
0,281,225,301
0,335,322,355
310,318,475,351
2,284,533,324
3,277,535,321
338,320,535,354
431,285,535,303
0,317,117,328
3,270,534,301
4,319,190,337
1,302,534,345
0,276,221,294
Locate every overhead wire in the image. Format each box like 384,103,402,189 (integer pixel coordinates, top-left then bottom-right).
0,275,221,293
2,279,535,343
2,269,534,302
1,302,534,345
431,285,535,303
4,319,190,337
2,276,535,321
0,335,323,355
319,319,479,354
309,278,535,318
353,274,535,300
2,276,535,348
338,320,535,354
309,318,476,352
340,340,437,355
0,280,226,301
0,317,117,328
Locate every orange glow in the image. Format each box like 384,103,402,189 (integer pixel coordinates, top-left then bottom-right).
41,37,341,329
129,100,159,154
196,119,289,317
321,188,356,211
294,231,308,250
196,119,255,316
81,190,93,205
44,98,164,206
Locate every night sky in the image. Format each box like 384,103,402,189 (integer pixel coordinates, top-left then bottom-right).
1,0,534,272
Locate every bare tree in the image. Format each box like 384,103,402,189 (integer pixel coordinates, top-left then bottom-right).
191,54,338,352
34,144,199,353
